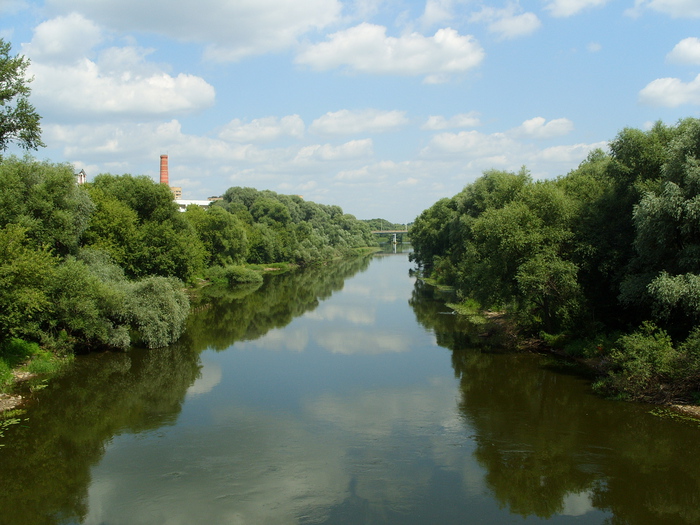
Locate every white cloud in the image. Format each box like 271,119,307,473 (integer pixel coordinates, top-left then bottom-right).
421,130,515,157
545,0,611,17
219,115,305,143
294,139,374,163
470,6,541,40
533,141,608,163
22,13,102,63
639,74,700,107
397,177,419,186
667,37,700,64
295,23,484,82
310,109,408,135
46,0,342,61
627,0,700,18
24,15,214,121
510,117,574,139
30,58,215,120
422,112,481,130
420,0,454,28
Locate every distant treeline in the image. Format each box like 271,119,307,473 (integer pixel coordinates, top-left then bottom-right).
410,117,700,402
0,157,376,356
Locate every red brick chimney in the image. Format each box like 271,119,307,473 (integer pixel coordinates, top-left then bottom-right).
160,154,169,185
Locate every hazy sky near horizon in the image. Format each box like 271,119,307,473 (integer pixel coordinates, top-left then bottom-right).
2,0,699,222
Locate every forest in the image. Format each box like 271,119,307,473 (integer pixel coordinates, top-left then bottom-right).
410,117,700,403
0,157,377,385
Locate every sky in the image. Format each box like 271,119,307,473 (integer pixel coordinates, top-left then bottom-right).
2,0,700,223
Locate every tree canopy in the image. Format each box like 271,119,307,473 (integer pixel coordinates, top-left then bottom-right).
410,118,700,401
0,38,44,153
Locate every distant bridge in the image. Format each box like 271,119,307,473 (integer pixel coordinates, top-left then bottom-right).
370,230,409,234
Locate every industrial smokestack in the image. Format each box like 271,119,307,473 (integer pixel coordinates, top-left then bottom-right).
160,154,169,185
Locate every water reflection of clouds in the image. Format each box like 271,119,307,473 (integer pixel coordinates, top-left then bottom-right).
343,282,405,303
185,360,222,397
82,404,350,525
304,303,376,325
82,378,482,525
247,327,310,352
315,330,410,355
561,490,596,516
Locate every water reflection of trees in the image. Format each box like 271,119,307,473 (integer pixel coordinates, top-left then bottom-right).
410,279,700,525
185,256,372,352
0,256,372,525
0,342,200,525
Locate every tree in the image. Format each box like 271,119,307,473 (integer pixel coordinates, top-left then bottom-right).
185,204,248,266
0,225,56,341
0,157,94,256
0,38,44,152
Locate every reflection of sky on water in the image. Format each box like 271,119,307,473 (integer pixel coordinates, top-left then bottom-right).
303,303,377,325
79,255,608,524
82,374,482,525
185,359,222,397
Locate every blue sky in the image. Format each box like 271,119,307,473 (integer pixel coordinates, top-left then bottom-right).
2,0,700,223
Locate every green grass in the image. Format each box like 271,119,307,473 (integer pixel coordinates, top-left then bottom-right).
0,338,72,394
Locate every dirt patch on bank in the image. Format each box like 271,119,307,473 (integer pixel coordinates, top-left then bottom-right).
0,393,23,413
671,404,700,419
0,371,37,414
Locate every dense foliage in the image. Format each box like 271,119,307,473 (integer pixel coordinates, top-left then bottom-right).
410,118,700,402
0,38,44,152
0,157,375,362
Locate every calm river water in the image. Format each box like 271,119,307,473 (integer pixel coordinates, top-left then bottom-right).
1,251,700,524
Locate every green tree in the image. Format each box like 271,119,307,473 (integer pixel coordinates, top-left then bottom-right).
620,118,700,336
0,38,44,152
0,225,56,341
185,204,249,266
81,187,140,273
0,157,94,256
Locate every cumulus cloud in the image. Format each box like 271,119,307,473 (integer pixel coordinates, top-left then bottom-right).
667,37,700,64
545,0,611,17
420,0,454,28
533,141,608,163
219,115,305,143
470,5,541,40
421,130,515,157
510,117,574,139
22,13,102,63
639,74,700,107
310,109,408,135
422,112,481,130
24,15,215,121
627,0,700,18
30,58,215,120
46,0,342,60
294,139,374,163
295,23,484,82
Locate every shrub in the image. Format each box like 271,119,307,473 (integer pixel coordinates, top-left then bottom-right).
48,257,129,351
206,265,263,286
595,322,678,400
124,276,190,348
0,337,40,367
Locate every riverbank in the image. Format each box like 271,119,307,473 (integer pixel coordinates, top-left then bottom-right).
445,301,700,420
1,250,382,415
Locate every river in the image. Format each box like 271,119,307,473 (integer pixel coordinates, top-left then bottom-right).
1,251,699,524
